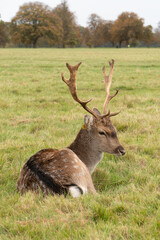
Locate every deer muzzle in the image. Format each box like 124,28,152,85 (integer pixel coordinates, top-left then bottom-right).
114,145,125,156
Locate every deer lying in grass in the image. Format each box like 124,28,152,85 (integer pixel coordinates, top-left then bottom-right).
17,60,125,197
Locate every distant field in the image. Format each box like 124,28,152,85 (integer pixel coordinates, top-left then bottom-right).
0,48,160,240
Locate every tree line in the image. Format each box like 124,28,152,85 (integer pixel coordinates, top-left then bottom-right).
0,0,160,48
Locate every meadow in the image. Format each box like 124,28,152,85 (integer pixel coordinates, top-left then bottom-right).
0,48,160,240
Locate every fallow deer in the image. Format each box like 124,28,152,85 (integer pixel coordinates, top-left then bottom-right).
17,60,125,197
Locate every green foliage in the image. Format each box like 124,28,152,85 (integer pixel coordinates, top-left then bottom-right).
0,48,160,239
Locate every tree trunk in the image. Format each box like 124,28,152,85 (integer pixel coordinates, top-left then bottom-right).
33,43,37,48
33,39,38,48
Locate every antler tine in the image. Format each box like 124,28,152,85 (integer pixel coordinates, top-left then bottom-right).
61,62,97,118
102,59,120,115
109,110,121,117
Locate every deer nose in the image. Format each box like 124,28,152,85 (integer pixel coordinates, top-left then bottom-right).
114,146,125,156
119,149,125,156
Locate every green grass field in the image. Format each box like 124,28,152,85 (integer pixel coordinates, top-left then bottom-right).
0,48,160,240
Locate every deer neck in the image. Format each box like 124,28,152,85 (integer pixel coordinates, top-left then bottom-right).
68,128,104,174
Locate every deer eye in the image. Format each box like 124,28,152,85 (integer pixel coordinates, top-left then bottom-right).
99,131,105,136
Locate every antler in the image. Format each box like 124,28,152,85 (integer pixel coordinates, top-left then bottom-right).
102,60,120,117
61,62,97,118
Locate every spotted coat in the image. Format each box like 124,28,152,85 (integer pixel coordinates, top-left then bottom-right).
17,148,96,196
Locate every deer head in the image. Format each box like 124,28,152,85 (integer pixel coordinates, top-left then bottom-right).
62,60,125,173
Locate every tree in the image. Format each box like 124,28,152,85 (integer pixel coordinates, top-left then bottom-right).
82,27,93,47
11,2,62,47
143,25,153,46
111,12,144,47
87,14,106,47
53,0,80,47
0,20,8,47
154,22,160,45
86,14,114,47
103,21,114,46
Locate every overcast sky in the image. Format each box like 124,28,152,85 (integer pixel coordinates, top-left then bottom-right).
0,0,159,29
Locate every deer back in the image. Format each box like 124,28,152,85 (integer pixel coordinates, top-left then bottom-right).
17,148,96,197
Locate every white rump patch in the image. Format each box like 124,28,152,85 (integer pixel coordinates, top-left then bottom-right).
69,186,82,198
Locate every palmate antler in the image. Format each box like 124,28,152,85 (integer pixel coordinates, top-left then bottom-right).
61,61,120,119
102,60,121,117
61,62,98,118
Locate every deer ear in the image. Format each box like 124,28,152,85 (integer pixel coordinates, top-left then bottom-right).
84,115,93,130
92,107,101,116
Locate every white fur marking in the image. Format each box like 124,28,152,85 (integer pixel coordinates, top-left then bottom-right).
69,186,82,198
80,186,88,194
74,157,78,163
73,165,78,169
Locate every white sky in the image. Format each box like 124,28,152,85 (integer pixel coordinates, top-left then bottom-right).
0,0,159,29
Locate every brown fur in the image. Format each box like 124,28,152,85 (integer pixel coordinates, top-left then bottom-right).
17,148,96,196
